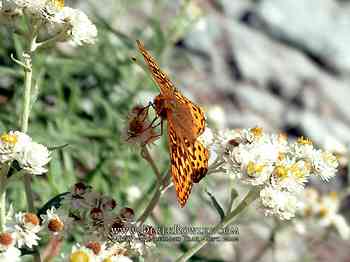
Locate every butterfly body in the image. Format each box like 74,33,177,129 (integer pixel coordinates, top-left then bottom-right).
137,40,208,207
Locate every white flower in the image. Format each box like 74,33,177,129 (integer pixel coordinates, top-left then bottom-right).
0,131,32,163
69,245,96,262
197,127,214,149
310,150,338,181
0,246,21,262
297,189,349,240
12,131,32,153
15,141,51,175
197,128,217,165
240,161,273,186
0,131,51,175
53,7,97,46
40,207,72,235
6,212,41,249
298,188,320,217
260,187,299,220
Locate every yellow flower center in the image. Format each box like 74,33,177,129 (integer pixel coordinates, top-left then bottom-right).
290,163,305,179
0,133,17,145
297,136,313,145
247,161,264,176
51,0,65,9
274,165,288,179
250,127,263,139
277,152,285,161
70,251,90,262
319,206,329,218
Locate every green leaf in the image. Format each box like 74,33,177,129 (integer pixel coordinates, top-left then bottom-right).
227,187,239,214
47,143,69,151
205,190,225,221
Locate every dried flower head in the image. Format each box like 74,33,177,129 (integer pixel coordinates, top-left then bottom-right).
123,105,159,146
0,232,14,249
85,241,102,255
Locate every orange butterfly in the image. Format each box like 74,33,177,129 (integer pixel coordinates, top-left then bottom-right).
136,40,208,207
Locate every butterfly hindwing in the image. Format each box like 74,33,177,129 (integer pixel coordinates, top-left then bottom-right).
189,140,209,183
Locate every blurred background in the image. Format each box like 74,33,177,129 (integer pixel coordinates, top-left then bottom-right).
1,0,350,261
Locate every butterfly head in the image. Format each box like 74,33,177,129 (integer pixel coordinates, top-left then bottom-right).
154,94,177,119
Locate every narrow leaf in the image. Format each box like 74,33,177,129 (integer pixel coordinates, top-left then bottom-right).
206,190,225,221
228,187,239,213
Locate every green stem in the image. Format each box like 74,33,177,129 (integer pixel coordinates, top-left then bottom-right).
20,23,41,262
0,168,8,231
21,48,36,215
176,189,259,262
137,172,171,224
23,174,35,212
137,146,172,224
0,191,5,232
21,53,33,133
0,165,11,232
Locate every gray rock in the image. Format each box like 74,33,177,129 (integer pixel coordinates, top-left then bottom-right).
228,21,319,98
256,0,350,75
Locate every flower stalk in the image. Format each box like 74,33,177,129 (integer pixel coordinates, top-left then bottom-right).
176,189,259,262
138,146,171,224
21,35,36,214
21,22,41,262
0,167,8,231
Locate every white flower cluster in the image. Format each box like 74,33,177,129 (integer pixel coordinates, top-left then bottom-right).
57,183,155,261
0,131,51,175
0,182,155,261
0,0,97,46
199,127,339,220
295,188,350,240
0,211,41,261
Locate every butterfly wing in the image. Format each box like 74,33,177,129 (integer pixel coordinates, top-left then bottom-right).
188,140,209,183
137,40,209,206
168,121,193,207
168,112,209,206
173,92,206,137
137,40,175,95
137,40,206,138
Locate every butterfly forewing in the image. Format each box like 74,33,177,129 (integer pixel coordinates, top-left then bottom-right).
168,123,193,207
136,40,175,95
